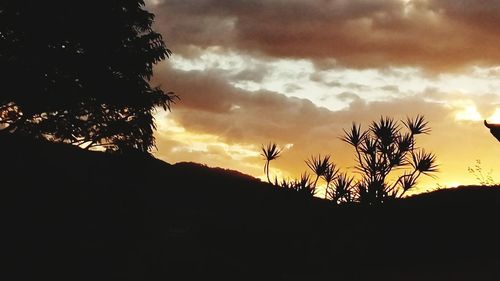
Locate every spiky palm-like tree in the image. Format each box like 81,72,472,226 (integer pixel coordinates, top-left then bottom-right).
261,142,282,184
293,172,316,198
403,114,431,135
322,163,339,199
306,154,331,190
341,115,437,204
275,175,316,198
331,173,355,204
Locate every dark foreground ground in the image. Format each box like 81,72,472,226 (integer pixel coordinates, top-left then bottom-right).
2,135,500,280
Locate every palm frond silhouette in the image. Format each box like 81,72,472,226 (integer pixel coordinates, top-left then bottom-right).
394,172,418,198
411,149,438,176
261,142,282,184
306,154,331,189
340,123,366,148
331,172,355,204
403,114,431,135
342,115,438,204
262,115,437,204
370,116,399,147
293,172,316,197
322,162,339,199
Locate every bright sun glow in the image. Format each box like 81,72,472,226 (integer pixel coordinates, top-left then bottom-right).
487,108,500,123
443,182,462,188
454,105,482,121
148,0,500,194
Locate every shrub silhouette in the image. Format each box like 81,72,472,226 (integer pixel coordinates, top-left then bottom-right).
322,162,339,199
341,115,437,204
0,1,176,152
268,115,438,204
330,172,355,204
305,154,331,191
290,173,316,198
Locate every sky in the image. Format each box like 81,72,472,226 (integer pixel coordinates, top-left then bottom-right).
146,0,500,195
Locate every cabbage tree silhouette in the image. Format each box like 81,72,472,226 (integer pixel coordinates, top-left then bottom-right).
261,142,282,183
484,120,500,141
305,154,331,191
341,115,437,204
0,1,176,152
330,172,355,204
322,162,339,199
292,172,316,197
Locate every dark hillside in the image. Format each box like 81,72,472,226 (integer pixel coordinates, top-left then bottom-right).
2,134,500,280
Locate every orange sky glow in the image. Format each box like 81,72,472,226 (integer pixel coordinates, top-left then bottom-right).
146,0,500,195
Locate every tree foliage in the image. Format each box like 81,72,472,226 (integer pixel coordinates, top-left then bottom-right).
261,142,282,183
0,0,176,152
341,115,437,204
267,115,438,205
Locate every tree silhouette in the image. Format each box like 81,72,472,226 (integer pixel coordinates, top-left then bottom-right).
0,1,176,152
293,172,316,197
330,172,355,204
341,115,437,204
261,142,282,184
322,162,339,199
305,154,331,191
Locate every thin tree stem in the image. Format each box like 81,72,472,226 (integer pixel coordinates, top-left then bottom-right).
313,175,319,190
266,161,271,184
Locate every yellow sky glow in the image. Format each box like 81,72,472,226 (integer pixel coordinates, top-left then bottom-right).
147,0,500,195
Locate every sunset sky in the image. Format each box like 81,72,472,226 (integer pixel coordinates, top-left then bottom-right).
146,0,500,194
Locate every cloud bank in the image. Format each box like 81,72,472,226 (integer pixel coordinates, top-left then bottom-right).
146,0,500,190
152,0,500,71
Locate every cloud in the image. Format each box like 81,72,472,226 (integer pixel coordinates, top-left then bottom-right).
145,0,500,191
152,63,500,189
150,0,500,72
231,65,269,83
336,92,363,103
421,87,500,118
379,85,400,93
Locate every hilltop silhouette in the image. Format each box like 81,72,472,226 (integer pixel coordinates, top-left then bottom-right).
3,2,500,279
3,134,500,281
